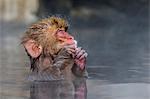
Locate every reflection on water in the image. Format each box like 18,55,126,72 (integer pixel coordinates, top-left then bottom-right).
30,79,87,99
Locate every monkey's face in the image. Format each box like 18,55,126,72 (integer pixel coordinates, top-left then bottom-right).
45,25,76,49
37,25,77,55
55,30,75,47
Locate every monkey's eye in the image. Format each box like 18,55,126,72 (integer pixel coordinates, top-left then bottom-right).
58,39,64,43
56,30,65,36
65,27,68,32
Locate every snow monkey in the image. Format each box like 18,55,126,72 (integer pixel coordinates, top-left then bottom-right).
21,16,88,81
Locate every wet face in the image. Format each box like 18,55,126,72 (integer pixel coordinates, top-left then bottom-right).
44,25,76,53
55,30,75,46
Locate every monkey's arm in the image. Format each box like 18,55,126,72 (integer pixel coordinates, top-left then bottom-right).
72,58,88,78
52,48,73,70
71,47,88,78
51,48,88,78
45,49,88,77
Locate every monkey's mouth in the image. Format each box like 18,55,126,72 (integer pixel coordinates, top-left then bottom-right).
58,38,74,43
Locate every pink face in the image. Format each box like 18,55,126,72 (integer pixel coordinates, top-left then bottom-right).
55,30,76,46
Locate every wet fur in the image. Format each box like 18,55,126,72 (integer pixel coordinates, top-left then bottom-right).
21,16,69,55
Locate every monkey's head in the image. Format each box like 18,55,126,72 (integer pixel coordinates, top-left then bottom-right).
21,16,76,58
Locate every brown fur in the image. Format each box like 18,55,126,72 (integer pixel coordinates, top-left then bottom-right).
21,16,69,55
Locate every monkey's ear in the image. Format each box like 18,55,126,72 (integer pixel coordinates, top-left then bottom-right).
23,39,42,58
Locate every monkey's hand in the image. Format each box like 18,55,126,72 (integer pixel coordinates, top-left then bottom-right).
63,43,76,57
53,46,75,70
74,47,88,70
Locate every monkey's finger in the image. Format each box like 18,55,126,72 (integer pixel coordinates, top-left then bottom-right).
76,49,85,59
75,47,82,55
67,50,74,55
79,53,88,60
67,48,76,53
64,46,76,52
67,50,76,58
65,47,76,55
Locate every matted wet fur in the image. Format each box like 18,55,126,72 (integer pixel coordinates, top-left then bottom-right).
21,16,69,55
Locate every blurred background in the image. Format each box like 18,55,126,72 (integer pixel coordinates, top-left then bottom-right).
0,0,149,99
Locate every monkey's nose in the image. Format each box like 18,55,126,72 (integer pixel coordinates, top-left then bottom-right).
68,36,74,40
65,33,74,40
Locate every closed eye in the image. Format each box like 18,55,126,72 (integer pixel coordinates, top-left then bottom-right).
58,39,65,43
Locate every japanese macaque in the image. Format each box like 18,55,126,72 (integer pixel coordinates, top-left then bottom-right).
21,16,88,81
